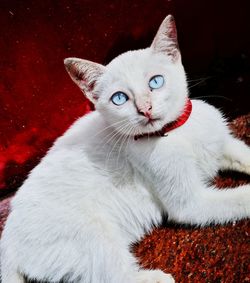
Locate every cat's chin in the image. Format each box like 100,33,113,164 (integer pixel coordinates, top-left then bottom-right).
112,116,174,138
144,118,161,126
132,114,182,138
131,121,166,138
143,122,164,133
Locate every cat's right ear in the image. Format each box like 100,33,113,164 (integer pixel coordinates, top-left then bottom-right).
64,58,105,103
151,15,180,62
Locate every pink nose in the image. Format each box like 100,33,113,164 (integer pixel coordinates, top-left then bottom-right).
138,106,152,119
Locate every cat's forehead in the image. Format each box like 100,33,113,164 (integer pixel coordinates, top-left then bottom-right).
105,49,171,80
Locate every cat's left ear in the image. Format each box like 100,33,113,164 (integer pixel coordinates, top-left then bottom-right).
64,58,105,104
151,15,180,62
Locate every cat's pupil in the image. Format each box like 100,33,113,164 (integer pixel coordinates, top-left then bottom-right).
111,92,128,106
149,75,164,89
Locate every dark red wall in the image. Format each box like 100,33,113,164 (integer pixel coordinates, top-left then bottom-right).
0,0,250,196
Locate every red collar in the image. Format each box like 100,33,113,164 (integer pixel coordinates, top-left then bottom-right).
134,98,192,140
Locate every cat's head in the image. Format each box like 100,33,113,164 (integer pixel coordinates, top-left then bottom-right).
64,15,188,137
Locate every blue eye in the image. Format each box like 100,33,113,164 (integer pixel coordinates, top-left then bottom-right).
149,75,164,90
111,92,129,106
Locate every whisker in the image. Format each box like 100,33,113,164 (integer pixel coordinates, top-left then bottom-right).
115,126,135,181
104,123,132,171
188,81,205,89
117,126,138,184
186,76,212,83
94,118,141,169
99,119,135,147
187,76,212,89
193,95,233,102
93,118,131,138
116,126,132,168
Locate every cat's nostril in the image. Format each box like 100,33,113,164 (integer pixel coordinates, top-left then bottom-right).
138,106,152,117
138,110,145,116
138,109,152,119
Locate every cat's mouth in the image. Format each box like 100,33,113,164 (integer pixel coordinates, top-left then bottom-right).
134,117,165,137
144,117,161,127
137,117,165,135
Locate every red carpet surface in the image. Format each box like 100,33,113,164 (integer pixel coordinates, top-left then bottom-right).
0,114,250,283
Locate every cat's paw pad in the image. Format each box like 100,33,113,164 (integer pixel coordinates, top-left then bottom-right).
136,269,175,283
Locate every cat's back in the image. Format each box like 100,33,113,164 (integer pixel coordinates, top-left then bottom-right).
158,99,229,147
179,99,229,150
53,110,105,149
190,99,227,130
175,99,230,145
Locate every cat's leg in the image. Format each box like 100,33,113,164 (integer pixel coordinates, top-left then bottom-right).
136,269,175,283
128,142,250,226
78,227,175,283
0,263,24,283
1,225,137,283
1,212,175,283
79,237,173,283
161,156,250,226
220,136,250,175
171,182,250,226
0,223,25,283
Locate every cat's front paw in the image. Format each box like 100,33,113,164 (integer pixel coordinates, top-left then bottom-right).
136,269,175,283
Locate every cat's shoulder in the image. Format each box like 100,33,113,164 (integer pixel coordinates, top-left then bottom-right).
191,99,225,120
53,111,105,148
188,99,228,135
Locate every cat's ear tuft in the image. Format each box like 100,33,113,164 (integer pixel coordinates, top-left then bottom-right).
64,58,105,103
151,15,180,62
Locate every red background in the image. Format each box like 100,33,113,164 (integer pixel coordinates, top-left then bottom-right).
0,0,250,197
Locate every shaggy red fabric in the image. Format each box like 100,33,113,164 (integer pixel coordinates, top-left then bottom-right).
0,114,249,282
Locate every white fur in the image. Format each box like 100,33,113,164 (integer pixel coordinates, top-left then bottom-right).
1,15,250,283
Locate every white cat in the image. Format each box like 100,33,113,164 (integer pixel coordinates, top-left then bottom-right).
1,15,250,283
